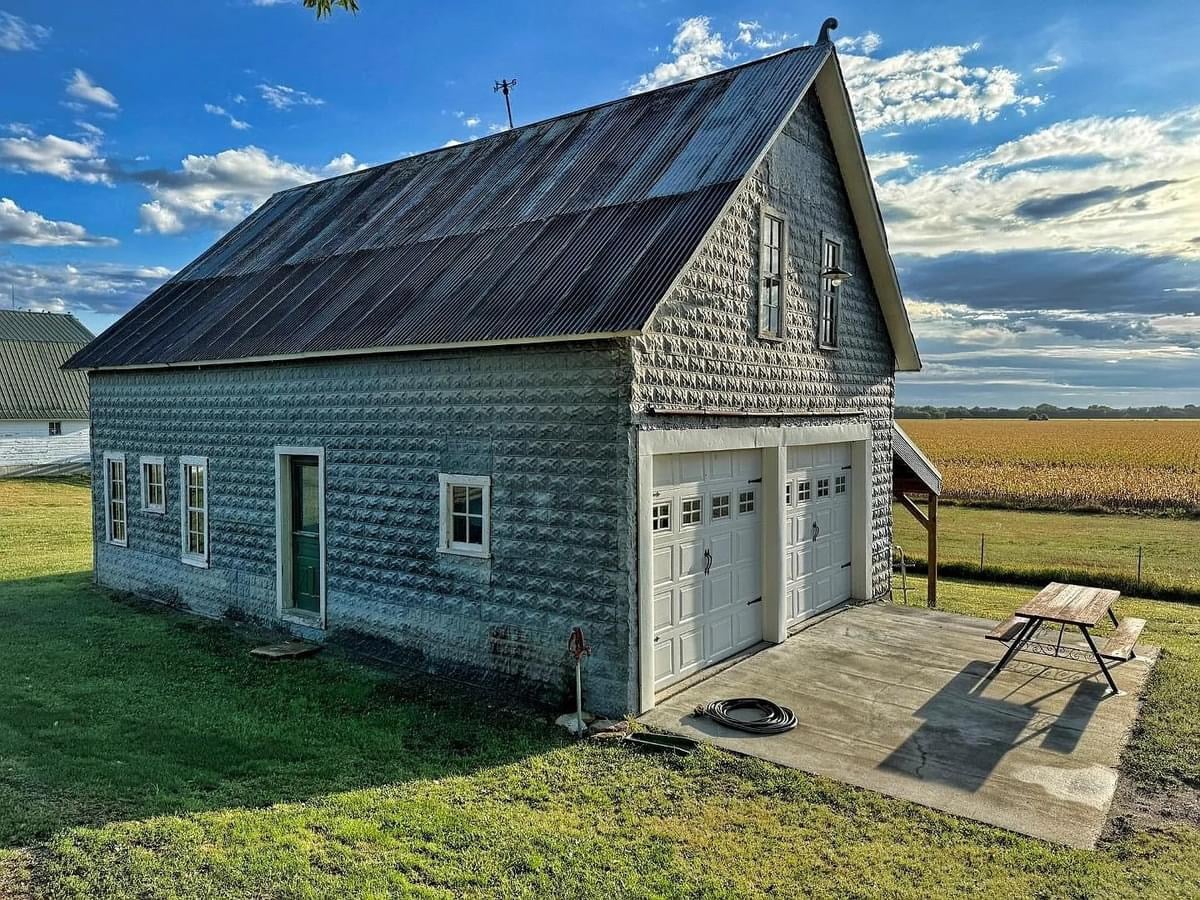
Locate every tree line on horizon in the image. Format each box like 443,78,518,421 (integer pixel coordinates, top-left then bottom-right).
897,403,1200,420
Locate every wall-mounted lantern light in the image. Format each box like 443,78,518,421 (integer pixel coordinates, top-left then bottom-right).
821,265,853,287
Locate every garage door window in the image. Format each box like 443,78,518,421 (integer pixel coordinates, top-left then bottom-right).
652,502,671,532
738,490,756,514
835,475,847,494
817,478,830,498
797,480,811,501
681,497,702,527
711,493,730,520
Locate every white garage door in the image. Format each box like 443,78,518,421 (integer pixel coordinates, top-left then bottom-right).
785,443,853,625
651,449,763,690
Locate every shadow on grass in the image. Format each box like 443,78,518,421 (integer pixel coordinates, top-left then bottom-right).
0,572,561,847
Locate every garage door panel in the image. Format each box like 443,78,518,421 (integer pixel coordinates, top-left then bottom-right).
653,589,674,632
785,446,854,626
652,449,764,691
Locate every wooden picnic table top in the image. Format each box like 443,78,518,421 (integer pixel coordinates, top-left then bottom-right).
1016,582,1120,627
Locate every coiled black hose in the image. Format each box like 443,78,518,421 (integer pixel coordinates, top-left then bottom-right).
693,697,798,734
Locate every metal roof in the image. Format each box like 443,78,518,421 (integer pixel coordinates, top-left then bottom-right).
0,311,93,419
68,44,831,370
893,423,942,495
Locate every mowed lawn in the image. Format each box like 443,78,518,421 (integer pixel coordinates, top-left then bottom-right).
893,502,1200,601
2,479,1200,897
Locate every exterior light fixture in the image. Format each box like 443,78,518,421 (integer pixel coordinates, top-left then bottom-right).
821,265,853,287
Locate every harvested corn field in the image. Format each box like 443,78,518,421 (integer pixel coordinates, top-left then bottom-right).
898,419,1200,514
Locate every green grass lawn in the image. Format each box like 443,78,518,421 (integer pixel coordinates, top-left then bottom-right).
3,478,1200,898
894,501,1200,601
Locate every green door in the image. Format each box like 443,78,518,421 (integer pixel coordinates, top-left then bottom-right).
290,457,321,614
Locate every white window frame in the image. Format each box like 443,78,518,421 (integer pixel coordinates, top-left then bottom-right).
48,421,62,436
438,473,491,559
819,234,843,350
757,205,788,340
103,451,127,547
140,455,166,514
179,456,210,568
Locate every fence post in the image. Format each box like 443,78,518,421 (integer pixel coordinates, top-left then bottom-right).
979,533,986,574
1137,545,1143,589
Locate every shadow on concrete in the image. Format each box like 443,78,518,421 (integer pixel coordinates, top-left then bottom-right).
878,660,1107,792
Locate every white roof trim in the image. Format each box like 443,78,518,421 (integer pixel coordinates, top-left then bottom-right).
813,53,921,372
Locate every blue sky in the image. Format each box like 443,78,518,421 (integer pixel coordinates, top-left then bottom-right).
1,0,1198,407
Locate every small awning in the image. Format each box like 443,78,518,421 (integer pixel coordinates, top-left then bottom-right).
893,423,942,496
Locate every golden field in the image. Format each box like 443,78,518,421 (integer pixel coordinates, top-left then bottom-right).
898,418,1200,513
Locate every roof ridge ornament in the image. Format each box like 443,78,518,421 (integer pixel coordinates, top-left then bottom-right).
817,17,838,45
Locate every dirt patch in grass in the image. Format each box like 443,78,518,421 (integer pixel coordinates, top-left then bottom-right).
1104,774,1200,846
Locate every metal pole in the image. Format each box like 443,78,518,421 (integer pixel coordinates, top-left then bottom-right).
980,533,985,573
1137,545,1143,589
575,657,584,738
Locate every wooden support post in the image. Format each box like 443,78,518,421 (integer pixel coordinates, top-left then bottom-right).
927,493,938,609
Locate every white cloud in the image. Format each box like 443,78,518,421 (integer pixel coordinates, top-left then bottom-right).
135,146,363,235
0,11,50,51
204,103,251,130
0,197,116,246
868,151,914,179
632,16,734,93
441,139,463,148
736,20,791,51
840,42,1040,132
836,32,882,54
880,107,1200,258
258,82,325,110
0,131,108,183
0,260,172,316
66,69,119,110
464,115,480,128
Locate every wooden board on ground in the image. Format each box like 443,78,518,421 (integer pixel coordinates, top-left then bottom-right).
250,640,321,660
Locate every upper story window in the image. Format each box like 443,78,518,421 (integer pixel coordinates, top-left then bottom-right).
180,456,210,567
103,452,127,547
820,237,843,349
48,421,62,436
141,456,166,513
438,473,491,558
758,207,787,339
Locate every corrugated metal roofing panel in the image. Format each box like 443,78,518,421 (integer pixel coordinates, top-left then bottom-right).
68,44,829,370
0,310,94,344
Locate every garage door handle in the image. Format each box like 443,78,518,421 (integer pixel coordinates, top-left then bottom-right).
812,522,820,541
703,549,712,575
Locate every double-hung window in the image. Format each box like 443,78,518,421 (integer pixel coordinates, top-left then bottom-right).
141,455,165,513
758,207,787,339
820,237,842,349
438,474,491,558
180,456,209,567
103,452,127,546
48,421,62,436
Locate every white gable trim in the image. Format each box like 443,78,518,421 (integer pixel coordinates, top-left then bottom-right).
813,53,921,371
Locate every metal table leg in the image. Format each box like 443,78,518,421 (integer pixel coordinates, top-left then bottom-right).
1108,608,1120,628
1080,625,1119,695
990,616,1041,677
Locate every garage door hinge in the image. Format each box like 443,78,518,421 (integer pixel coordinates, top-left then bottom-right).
748,597,763,605
842,465,852,470
748,477,762,484
842,561,852,568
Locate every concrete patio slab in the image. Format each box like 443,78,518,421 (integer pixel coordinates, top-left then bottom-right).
640,602,1157,848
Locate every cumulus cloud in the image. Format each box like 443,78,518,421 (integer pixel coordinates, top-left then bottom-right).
66,69,119,110
836,32,882,54
840,42,1041,132
868,151,914,179
632,16,734,93
0,130,109,183
0,197,116,246
258,82,325,110
135,146,363,235
0,11,50,51
880,107,1200,258
204,103,251,130
0,260,172,317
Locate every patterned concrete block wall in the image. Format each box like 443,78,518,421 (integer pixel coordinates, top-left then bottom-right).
631,91,897,596
89,342,638,714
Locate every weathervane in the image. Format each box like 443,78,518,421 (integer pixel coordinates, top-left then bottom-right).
817,17,838,44
493,78,517,129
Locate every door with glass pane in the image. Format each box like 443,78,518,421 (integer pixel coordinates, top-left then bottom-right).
289,456,321,614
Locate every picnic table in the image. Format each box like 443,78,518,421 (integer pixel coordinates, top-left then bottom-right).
985,582,1145,694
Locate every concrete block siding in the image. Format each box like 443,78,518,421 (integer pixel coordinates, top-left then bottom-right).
91,343,639,713
632,92,897,597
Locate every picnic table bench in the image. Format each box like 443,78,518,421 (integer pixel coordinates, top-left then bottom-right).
984,582,1145,694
